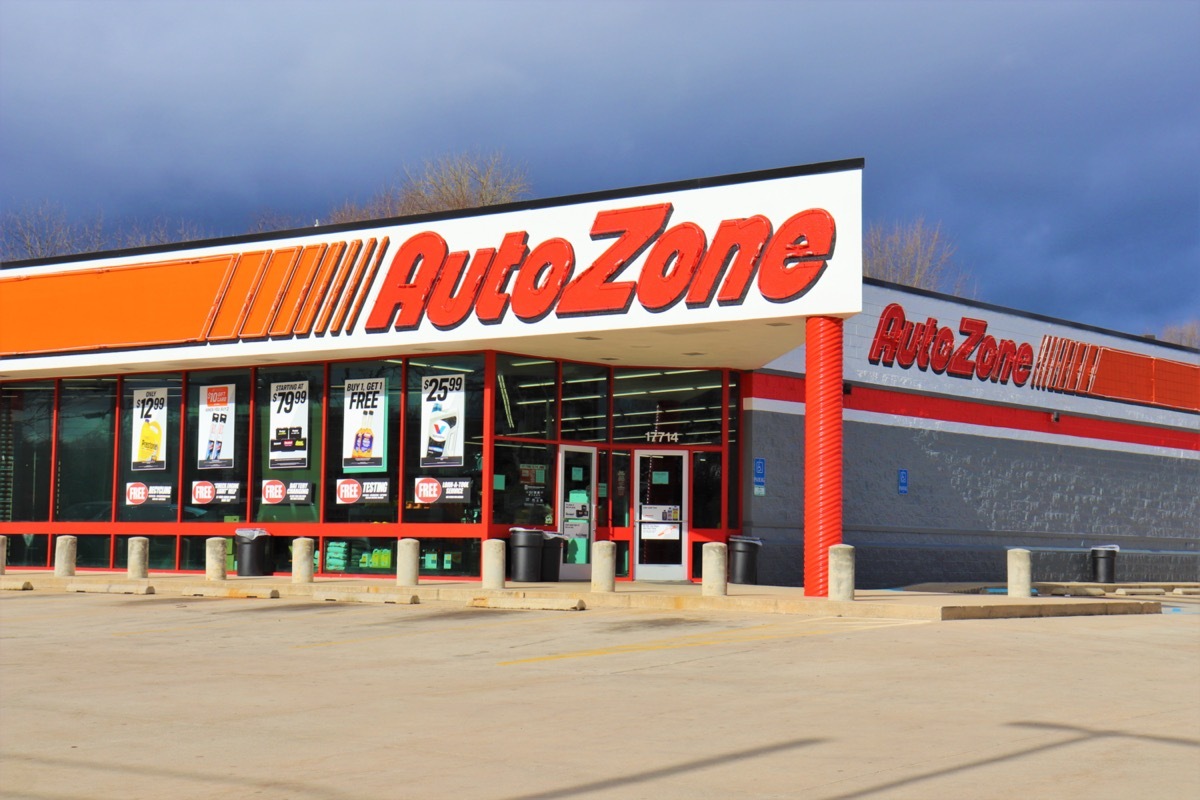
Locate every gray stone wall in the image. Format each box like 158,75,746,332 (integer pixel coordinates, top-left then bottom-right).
742,408,1200,588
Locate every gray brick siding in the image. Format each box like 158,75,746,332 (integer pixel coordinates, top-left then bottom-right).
742,408,1200,588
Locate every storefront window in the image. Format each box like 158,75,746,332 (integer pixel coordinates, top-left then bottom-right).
181,536,226,571
325,361,403,522
55,378,117,522
418,537,481,577
494,355,557,439
116,535,178,570
253,365,325,522
5,534,49,567
183,370,252,523
492,441,556,525
610,450,631,528
596,449,611,527
74,534,114,568
612,368,724,445
0,381,54,522
727,372,741,529
322,537,396,574
561,362,609,442
403,355,484,524
691,451,722,529
118,374,183,522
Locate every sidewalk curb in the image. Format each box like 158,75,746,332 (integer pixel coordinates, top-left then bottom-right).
0,573,1164,619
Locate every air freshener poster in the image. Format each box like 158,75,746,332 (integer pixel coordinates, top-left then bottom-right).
268,381,309,469
419,374,464,468
342,378,386,472
131,387,168,471
197,384,235,469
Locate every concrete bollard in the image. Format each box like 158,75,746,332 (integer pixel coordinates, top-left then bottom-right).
1007,548,1032,598
0,535,7,575
481,539,506,590
829,544,855,602
127,537,149,580
396,538,420,587
205,537,227,581
591,541,617,593
292,537,314,584
54,535,77,577
702,542,728,597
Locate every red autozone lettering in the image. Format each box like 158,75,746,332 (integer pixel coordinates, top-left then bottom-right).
365,205,836,331
868,303,1034,385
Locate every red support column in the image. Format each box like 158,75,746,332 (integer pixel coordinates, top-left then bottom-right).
804,315,844,596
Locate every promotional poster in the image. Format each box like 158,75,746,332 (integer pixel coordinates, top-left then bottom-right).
268,381,309,469
342,378,386,472
131,387,168,471
197,383,235,469
419,374,464,468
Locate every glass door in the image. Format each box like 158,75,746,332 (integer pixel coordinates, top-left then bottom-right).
558,445,597,580
633,450,688,581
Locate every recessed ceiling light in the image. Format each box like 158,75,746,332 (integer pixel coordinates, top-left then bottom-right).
766,322,791,327
576,336,602,341
683,352,705,356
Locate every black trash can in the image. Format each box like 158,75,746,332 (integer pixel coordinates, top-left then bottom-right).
728,535,763,585
509,528,544,582
235,528,272,577
541,534,564,582
1091,546,1118,583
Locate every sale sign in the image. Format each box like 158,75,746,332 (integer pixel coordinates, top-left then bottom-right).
342,378,386,472
268,381,309,469
131,387,168,471
419,374,465,468
197,383,235,470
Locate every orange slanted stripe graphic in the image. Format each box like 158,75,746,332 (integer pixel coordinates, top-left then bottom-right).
1,256,237,355
0,239,377,358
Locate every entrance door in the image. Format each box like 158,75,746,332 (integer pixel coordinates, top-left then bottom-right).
557,445,597,580
633,450,688,581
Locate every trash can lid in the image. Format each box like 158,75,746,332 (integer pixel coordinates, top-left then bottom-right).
235,528,270,538
1090,544,1120,552
728,535,763,545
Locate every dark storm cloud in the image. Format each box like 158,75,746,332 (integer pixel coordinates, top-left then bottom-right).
1,0,1196,336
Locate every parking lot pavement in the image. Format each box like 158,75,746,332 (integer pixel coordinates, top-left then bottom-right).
2,592,1198,800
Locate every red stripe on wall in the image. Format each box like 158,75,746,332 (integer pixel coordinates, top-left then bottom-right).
744,372,1200,452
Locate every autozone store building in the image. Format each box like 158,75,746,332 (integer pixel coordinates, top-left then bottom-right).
749,280,1199,585
2,160,1197,589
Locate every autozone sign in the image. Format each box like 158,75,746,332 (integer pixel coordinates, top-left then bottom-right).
364,204,837,332
869,303,1035,385
0,163,863,377
859,299,1199,415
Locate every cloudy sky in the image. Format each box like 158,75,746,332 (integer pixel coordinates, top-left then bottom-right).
1,0,1196,338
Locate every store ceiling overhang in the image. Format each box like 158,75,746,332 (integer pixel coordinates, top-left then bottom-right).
0,314,817,379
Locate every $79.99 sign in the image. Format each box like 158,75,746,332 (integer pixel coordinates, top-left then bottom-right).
268,381,309,469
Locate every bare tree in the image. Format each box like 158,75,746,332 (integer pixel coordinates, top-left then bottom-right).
0,201,105,261
1159,319,1200,349
328,150,530,225
118,217,208,249
863,217,975,296
244,209,311,234
1,202,212,261
400,150,530,214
